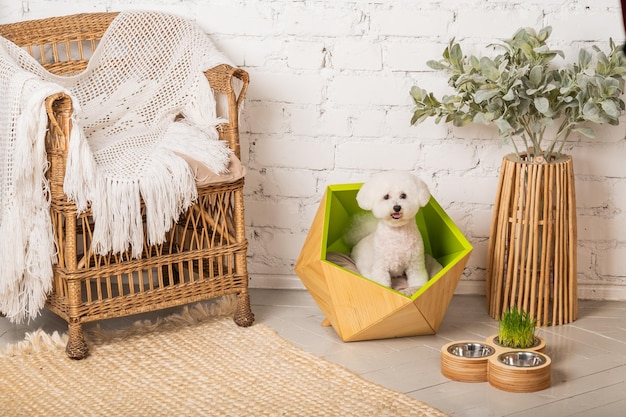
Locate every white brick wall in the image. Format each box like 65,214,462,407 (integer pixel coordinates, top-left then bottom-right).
4,0,626,299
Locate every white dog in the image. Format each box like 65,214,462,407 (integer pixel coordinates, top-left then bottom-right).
347,171,432,294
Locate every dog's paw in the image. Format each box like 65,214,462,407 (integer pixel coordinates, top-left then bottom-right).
398,286,421,296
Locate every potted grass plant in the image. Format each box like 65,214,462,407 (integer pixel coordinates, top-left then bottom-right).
410,27,626,326
493,308,539,349
485,307,546,352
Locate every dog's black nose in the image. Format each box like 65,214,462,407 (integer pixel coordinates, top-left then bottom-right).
393,205,401,212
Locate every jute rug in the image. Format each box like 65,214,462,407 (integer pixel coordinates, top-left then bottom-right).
0,296,449,417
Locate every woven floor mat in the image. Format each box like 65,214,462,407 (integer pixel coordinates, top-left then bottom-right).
1,297,449,417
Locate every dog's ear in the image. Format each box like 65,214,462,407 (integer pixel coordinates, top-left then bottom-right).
413,176,431,207
356,181,375,210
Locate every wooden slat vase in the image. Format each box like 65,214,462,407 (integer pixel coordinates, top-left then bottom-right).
486,153,577,326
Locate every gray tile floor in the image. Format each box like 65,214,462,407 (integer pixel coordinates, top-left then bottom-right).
2,288,626,417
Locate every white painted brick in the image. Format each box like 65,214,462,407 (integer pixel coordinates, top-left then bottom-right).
211,38,246,67
570,144,626,178
435,175,499,206
613,181,626,213
441,207,471,236
466,239,487,269
259,230,307,261
577,246,594,274
584,123,625,145
282,5,360,37
289,107,351,137
246,71,323,104
351,109,386,138
455,9,543,40
475,145,511,173
370,8,453,38
232,38,286,68
328,75,413,106
287,41,326,70
247,262,299,278
578,214,624,243
386,108,449,140
243,171,263,196
450,123,501,141
317,108,352,137
596,246,626,277
260,169,318,198
332,40,382,71
299,197,323,230
289,107,320,136
421,143,478,172
23,2,107,19
246,228,305,267
254,139,334,170
410,70,453,92
322,171,372,187
575,179,611,209
469,209,495,239
385,42,449,72
245,103,288,135
1,2,27,22
193,3,276,36
246,199,300,230
547,8,622,42
336,142,419,171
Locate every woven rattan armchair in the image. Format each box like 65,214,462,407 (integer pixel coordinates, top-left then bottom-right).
0,12,254,359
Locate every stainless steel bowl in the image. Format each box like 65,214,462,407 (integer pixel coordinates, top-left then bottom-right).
447,342,495,358
498,351,547,367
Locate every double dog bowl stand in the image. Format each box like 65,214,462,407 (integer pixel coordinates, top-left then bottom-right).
441,337,551,393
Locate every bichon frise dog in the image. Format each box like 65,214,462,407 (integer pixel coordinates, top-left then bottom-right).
347,171,433,294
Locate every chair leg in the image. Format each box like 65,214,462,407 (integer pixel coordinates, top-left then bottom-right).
65,279,88,359
66,319,89,359
233,291,254,327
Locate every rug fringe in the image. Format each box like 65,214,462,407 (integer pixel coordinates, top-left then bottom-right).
1,295,238,356
1,330,68,356
88,294,238,344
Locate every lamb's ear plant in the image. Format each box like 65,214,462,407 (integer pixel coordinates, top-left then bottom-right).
497,308,537,349
410,26,626,162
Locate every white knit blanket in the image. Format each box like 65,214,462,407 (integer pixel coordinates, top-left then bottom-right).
0,11,234,322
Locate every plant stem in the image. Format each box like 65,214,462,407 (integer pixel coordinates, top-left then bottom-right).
545,119,571,160
556,130,572,155
510,136,521,159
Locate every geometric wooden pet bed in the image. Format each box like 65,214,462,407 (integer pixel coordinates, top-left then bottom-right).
295,183,473,342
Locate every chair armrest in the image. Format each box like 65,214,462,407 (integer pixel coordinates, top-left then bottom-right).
204,64,249,158
44,92,74,201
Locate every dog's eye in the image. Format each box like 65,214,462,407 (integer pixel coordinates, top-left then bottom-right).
400,193,407,199
383,194,390,200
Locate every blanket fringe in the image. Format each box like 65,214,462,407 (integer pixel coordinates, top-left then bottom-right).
64,105,98,213
0,79,59,322
139,148,197,248
162,120,232,174
90,175,143,257
0,204,27,320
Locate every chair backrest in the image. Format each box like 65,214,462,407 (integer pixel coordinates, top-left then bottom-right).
0,12,248,157
0,12,118,75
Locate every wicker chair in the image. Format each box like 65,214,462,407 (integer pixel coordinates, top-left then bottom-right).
0,12,254,359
